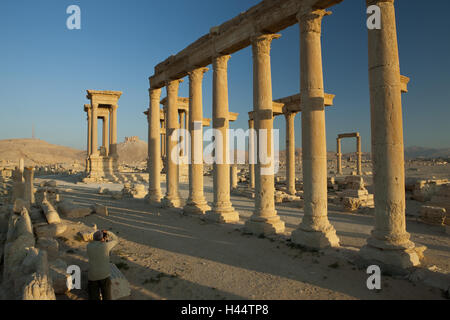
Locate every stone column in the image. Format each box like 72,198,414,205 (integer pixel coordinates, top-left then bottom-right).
19,158,24,174
180,111,186,156
337,138,342,175
87,111,92,156
206,55,239,223
148,88,163,204
285,112,297,195
291,9,339,249
356,136,362,175
24,167,34,207
91,103,99,156
184,67,211,215
248,119,256,189
161,119,166,158
110,104,118,156
102,114,109,156
162,79,183,208
360,0,420,268
244,34,285,235
230,165,238,190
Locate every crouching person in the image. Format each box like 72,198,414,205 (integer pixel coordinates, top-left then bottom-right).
87,230,119,300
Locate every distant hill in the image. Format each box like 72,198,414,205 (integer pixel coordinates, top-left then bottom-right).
404,146,450,160
0,139,85,167
116,137,148,165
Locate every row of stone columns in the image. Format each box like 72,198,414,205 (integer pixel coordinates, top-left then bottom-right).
146,0,420,268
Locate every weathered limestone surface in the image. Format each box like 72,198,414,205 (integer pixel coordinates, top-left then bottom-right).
184,67,211,215
206,55,239,223
291,8,339,249
110,263,131,300
336,133,362,176
285,112,297,195
149,0,343,88
360,0,421,269
84,90,122,181
162,80,183,208
245,34,285,236
147,88,163,204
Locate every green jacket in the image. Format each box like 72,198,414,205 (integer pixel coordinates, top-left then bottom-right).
87,232,119,281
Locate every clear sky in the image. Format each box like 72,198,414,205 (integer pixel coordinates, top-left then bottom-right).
1,0,449,153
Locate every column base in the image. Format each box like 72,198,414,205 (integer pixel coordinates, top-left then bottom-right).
205,205,239,223
359,244,422,270
291,225,340,250
287,188,297,196
244,215,285,236
183,199,211,215
146,191,163,206
162,196,182,208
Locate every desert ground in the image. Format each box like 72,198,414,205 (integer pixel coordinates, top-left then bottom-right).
17,159,449,300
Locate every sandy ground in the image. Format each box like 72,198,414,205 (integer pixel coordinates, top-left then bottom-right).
34,164,450,300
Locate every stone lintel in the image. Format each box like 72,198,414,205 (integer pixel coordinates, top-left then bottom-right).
87,90,122,105
149,0,343,89
247,92,335,119
338,132,360,139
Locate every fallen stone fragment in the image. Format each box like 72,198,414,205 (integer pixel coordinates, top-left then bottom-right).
35,223,67,238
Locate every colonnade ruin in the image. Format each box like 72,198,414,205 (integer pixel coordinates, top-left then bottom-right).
144,0,424,269
84,90,122,182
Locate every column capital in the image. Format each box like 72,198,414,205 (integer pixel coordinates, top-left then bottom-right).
149,87,162,100
367,0,394,6
283,111,297,119
297,9,332,34
212,55,231,71
110,104,118,111
166,79,183,94
251,33,281,56
188,67,209,82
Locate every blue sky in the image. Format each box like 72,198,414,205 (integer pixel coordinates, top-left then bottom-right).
0,0,449,153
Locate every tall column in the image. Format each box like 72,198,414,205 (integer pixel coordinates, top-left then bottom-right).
109,104,118,157
248,119,256,189
230,165,238,190
91,103,99,156
356,136,362,175
102,114,109,156
291,9,339,249
337,138,342,175
244,34,285,235
360,0,420,268
161,119,166,158
206,55,239,223
148,88,163,204
285,112,297,195
162,79,183,208
87,111,92,156
180,111,186,156
24,167,34,207
184,67,211,215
